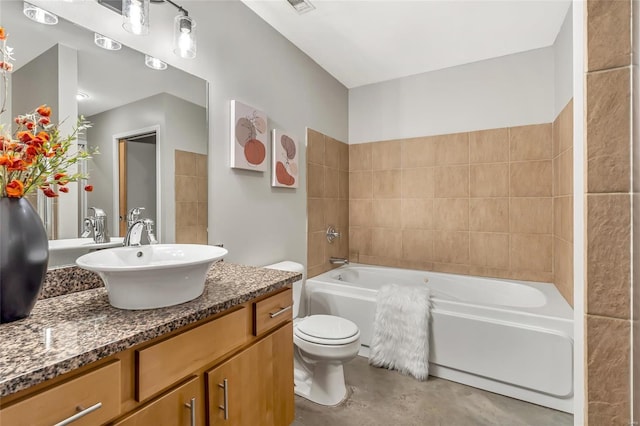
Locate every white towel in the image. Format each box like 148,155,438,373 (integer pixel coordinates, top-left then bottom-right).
368,283,431,381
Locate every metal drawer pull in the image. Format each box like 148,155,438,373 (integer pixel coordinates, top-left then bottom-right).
184,397,196,426
54,402,102,426
269,305,292,318
218,378,229,420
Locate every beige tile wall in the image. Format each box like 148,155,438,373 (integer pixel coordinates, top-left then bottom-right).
175,150,208,244
307,129,349,278
348,125,555,283
584,0,632,423
553,100,574,306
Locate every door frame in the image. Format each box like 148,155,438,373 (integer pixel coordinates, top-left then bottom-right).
111,125,161,241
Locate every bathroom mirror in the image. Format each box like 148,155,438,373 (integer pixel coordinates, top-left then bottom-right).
1,1,208,255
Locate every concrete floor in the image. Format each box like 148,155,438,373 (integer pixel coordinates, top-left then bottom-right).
292,356,573,426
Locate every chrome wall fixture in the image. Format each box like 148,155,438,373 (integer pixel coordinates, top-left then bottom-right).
122,0,197,59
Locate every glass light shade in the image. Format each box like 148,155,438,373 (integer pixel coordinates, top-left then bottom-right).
94,33,122,51
173,15,196,59
123,0,149,35
145,55,167,71
23,2,58,25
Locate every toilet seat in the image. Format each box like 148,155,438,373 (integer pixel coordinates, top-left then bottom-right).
295,315,360,345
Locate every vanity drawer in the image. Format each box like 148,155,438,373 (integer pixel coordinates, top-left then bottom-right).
0,360,121,426
253,288,293,336
136,307,248,402
112,376,201,426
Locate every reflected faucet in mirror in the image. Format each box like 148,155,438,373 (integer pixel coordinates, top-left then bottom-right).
81,207,109,244
123,207,158,246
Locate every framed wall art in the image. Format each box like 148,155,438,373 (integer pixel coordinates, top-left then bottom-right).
271,129,298,188
230,100,268,171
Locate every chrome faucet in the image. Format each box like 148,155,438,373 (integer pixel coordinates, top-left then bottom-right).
329,257,349,265
81,207,109,243
123,207,158,246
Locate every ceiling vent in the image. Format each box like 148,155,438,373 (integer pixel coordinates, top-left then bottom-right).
286,0,315,14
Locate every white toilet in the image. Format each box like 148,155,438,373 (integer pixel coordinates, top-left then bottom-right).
265,261,360,406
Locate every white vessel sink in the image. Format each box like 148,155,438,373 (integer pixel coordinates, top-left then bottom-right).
76,244,228,310
48,237,125,268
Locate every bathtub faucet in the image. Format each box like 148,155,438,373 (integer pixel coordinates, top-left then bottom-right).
330,257,349,265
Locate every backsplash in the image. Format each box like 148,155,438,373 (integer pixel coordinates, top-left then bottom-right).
39,266,103,300
306,129,349,278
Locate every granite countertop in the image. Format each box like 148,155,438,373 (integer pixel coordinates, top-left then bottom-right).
0,262,301,397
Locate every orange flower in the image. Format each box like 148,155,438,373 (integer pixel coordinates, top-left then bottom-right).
0,27,6,41
0,62,13,72
25,121,35,130
17,131,34,143
59,186,69,193
38,117,50,126
6,180,24,198
0,155,11,166
84,185,94,192
41,187,57,198
8,159,26,171
36,131,50,141
36,105,51,117
54,172,66,181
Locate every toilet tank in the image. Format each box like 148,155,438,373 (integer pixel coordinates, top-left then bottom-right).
263,261,304,318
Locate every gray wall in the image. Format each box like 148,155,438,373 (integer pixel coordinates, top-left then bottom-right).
12,45,59,125
349,47,555,144
86,93,206,242
126,138,157,231
11,43,79,238
553,5,573,116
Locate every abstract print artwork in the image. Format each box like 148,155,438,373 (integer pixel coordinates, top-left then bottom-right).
230,100,268,171
271,130,298,188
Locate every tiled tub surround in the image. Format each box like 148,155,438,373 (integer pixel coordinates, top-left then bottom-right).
175,150,208,244
0,262,300,397
553,100,574,306
307,129,350,278
347,123,559,284
584,0,634,423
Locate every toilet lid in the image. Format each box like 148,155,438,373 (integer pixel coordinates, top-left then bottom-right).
295,315,359,341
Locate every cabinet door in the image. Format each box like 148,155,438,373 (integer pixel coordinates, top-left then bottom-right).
207,336,272,426
272,322,294,426
111,376,202,426
206,323,293,426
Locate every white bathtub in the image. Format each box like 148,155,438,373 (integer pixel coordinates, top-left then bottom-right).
304,264,574,413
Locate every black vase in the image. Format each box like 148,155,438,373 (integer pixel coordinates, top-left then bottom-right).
0,197,49,323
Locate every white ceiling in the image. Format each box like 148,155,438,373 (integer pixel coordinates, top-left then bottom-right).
2,0,206,117
241,0,572,88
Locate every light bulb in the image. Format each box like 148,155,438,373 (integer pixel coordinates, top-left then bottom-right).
123,0,149,35
173,15,196,59
23,2,58,25
145,55,167,71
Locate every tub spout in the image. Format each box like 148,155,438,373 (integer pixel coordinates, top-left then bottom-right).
330,257,349,265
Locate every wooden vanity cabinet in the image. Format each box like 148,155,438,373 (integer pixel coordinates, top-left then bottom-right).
206,322,294,426
0,287,294,426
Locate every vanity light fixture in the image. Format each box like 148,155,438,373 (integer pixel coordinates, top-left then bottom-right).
144,54,167,70
23,2,58,25
76,92,89,101
173,13,196,59
94,33,122,51
123,0,150,35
